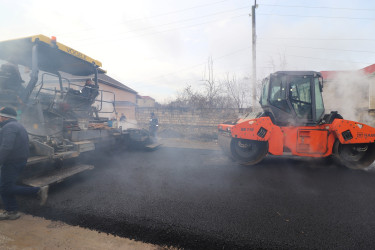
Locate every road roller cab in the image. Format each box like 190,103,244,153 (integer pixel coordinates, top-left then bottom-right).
259,71,324,126
218,71,375,169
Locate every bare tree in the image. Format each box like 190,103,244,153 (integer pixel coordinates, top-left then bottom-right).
268,51,288,72
167,57,255,110
170,84,207,109
222,73,251,109
278,51,287,70
268,57,277,72
201,56,222,108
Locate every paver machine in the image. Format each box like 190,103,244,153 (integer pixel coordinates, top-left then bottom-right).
218,71,375,169
0,34,155,187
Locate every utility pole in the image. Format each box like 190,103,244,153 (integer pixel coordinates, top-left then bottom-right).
251,0,257,110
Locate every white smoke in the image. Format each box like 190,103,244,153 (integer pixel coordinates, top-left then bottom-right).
323,71,375,126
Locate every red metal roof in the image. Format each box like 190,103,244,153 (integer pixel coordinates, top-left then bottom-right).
361,64,375,75
320,71,338,80
321,63,375,80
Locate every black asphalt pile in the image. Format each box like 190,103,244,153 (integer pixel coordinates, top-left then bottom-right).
16,147,375,249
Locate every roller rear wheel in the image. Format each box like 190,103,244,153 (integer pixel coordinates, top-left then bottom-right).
334,141,375,169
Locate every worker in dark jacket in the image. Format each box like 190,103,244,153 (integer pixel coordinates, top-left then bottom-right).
149,112,159,139
81,79,99,100
0,107,48,220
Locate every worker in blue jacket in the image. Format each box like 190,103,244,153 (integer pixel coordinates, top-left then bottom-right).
0,107,48,220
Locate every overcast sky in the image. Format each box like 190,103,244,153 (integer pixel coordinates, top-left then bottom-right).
1,0,375,102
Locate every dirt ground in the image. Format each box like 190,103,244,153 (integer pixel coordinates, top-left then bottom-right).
0,138,216,250
0,210,165,250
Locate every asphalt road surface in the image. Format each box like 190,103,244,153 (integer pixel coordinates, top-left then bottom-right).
17,146,375,249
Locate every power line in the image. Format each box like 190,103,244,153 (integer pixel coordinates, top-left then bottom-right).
259,43,375,54
122,0,233,22
133,46,252,84
260,4,375,12
74,6,250,42
258,13,375,21
257,50,373,65
258,37,375,41
77,13,249,46
115,45,374,84
134,46,373,85
132,50,372,89
56,0,234,37
219,49,373,71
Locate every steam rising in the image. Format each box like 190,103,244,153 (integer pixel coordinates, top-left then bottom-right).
323,70,374,125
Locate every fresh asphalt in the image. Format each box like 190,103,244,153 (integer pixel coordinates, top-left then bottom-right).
17,146,375,249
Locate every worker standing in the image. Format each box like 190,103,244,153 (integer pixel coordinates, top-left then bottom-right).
120,113,127,122
0,107,48,220
149,112,159,140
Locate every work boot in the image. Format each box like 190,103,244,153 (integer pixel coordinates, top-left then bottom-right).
38,185,49,206
0,211,21,220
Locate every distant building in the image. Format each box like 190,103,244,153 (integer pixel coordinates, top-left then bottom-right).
96,74,137,120
137,95,156,107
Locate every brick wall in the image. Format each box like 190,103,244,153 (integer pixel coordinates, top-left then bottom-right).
136,107,255,140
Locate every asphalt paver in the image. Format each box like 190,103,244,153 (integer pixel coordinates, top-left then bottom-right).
12,146,375,249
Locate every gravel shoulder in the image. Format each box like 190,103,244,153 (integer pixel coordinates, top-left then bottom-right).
0,210,163,250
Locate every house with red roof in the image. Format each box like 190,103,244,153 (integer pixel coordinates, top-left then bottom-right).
137,95,156,108
321,63,375,80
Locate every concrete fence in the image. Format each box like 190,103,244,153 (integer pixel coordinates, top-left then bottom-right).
136,107,260,140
